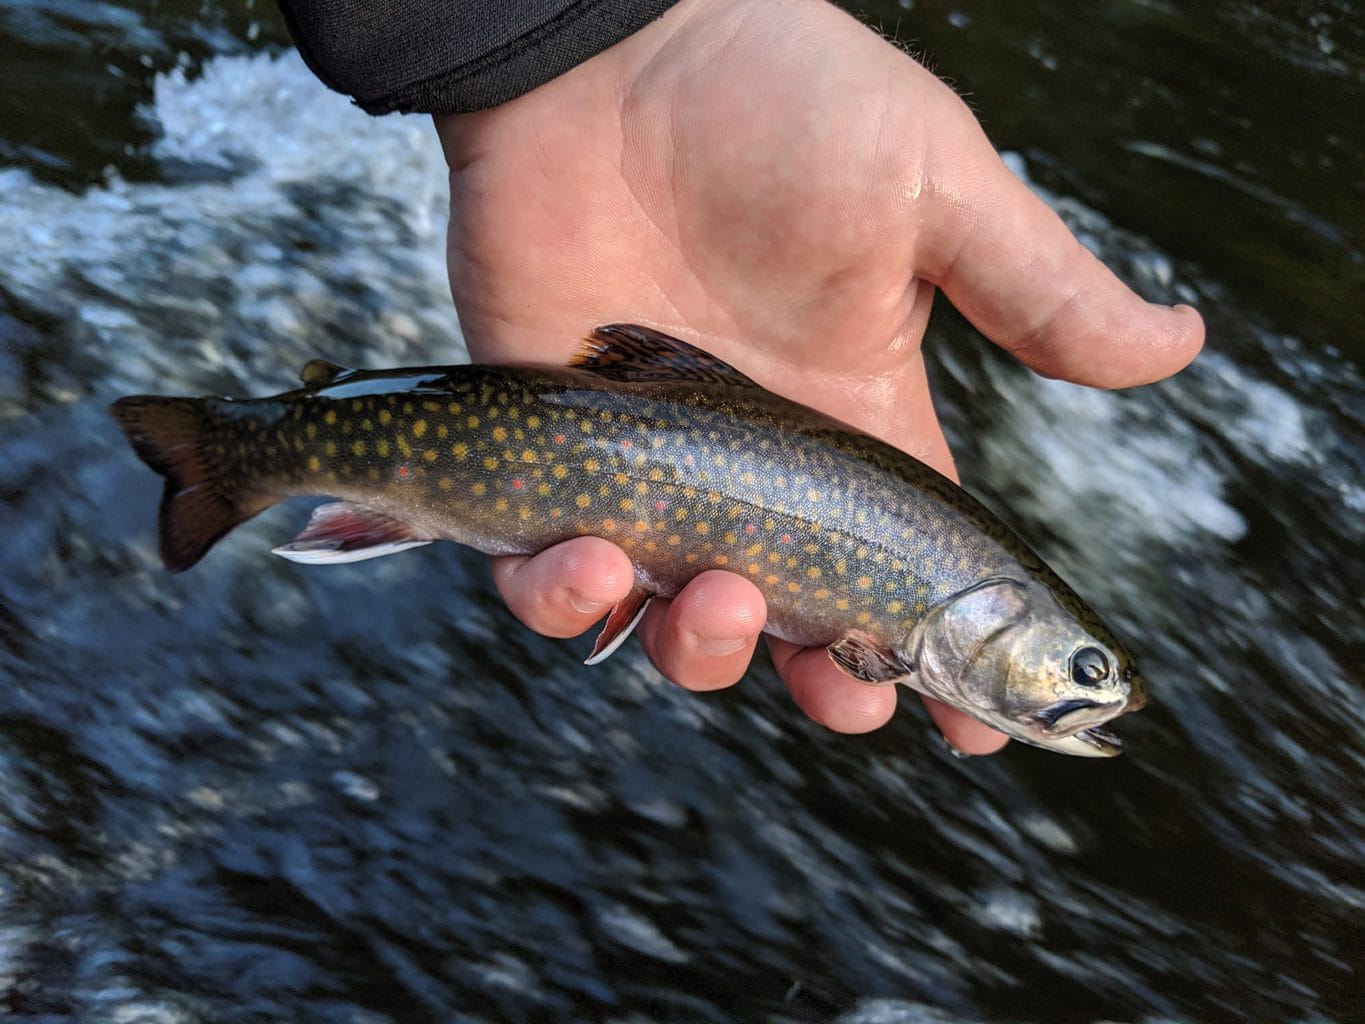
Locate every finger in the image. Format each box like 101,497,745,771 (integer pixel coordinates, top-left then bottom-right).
636,570,765,690
915,90,1204,388
768,639,899,734
490,537,634,638
921,697,1011,756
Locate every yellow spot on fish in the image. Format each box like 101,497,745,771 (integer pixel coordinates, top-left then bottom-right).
584,458,600,472
835,598,850,611
765,573,780,585
379,409,392,425
447,402,461,415
526,415,540,428
634,521,647,533
306,423,317,440
835,559,848,575
552,464,568,479
492,426,508,442
748,563,760,575
685,552,698,563
423,449,438,462
422,401,440,414
575,494,590,509
667,534,681,546
806,566,822,579
803,543,819,555
361,418,372,431
325,441,337,456
452,442,469,460
307,456,320,472
324,411,337,426
411,420,427,439
715,555,729,566
397,435,412,458
521,450,536,463
438,477,453,491
856,576,873,590
376,439,390,457
467,415,480,428
536,482,551,496
696,522,710,535
856,611,872,625
887,600,904,614
495,498,508,512
472,482,487,497
483,457,499,471
807,489,822,502
367,467,380,481
814,587,830,600
619,498,634,512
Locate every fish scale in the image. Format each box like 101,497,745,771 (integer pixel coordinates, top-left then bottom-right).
111,323,1144,756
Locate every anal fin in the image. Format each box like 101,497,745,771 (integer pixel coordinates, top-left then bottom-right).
273,502,434,564
585,585,653,665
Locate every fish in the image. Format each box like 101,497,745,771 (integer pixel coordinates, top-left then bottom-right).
110,323,1146,756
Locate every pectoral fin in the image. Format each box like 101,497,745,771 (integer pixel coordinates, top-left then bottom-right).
585,585,653,665
827,630,913,685
272,502,434,564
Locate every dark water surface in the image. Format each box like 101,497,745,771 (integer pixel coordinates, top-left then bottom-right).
1,2,1361,1022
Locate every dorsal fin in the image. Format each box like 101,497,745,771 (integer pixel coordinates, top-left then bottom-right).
569,324,758,387
299,358,350,387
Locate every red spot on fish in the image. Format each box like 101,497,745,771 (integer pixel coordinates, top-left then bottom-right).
654,500,666,511
781,533,792,545
512,479,525,490
744,523,756,535
684,454,695,466
621,439,633,450
398,466,409,478
553,433,565,444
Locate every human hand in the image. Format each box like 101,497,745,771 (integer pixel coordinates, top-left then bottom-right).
433,0,1204,752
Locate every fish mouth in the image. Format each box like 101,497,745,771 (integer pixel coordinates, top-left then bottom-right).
1032,698,1126,737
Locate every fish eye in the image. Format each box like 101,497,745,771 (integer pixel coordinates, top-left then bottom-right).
1070,646,1110,688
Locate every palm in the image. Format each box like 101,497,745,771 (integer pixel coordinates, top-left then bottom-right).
434,0,1203,748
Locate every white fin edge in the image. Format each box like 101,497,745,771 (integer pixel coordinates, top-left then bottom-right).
271,540,434,564
583,597,652,665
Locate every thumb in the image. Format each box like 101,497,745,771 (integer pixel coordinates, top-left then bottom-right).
915,94,1204,387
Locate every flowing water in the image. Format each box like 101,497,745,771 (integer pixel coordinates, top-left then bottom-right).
0,2,1360,1021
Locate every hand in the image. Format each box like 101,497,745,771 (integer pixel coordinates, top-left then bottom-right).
433,0,1204,752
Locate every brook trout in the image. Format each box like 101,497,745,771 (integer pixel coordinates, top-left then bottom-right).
111,324,1145,756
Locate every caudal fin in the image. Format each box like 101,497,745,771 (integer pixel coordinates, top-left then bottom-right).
110,396,263,572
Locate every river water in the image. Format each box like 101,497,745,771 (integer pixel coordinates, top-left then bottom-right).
0,2,1360,1022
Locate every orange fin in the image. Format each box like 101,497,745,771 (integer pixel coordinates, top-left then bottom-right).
110,396,269,572
584,584,653,665
272,502,434,564
570,324,757,387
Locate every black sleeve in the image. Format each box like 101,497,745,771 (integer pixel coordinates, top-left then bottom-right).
274,1,681,115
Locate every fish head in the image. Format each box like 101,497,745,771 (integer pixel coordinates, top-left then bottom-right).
904,577,1141,757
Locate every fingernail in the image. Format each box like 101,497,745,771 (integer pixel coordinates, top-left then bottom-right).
567,590,607,615
695,635,748,657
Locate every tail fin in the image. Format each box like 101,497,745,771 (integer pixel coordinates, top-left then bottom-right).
110,396,265,572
